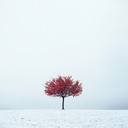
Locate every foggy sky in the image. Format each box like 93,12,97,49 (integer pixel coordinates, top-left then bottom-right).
0,0,128,109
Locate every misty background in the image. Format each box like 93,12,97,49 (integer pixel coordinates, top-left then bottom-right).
0,0,128,109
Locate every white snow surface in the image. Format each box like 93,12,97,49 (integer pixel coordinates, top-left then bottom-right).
0,110,128,128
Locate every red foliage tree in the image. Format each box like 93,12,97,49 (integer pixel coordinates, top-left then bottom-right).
44,76,83,110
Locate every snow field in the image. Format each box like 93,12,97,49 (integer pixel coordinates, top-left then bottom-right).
0,110,128,128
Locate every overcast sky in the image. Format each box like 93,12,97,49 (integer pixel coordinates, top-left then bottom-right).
0,0,128,109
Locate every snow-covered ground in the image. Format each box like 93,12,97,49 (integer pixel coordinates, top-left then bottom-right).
0,109,128,128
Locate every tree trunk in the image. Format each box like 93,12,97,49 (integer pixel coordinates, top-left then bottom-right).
62,97,65,110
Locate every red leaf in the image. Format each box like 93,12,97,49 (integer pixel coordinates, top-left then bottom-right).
44,76,83,98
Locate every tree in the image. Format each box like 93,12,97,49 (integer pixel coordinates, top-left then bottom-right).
44,76,83,110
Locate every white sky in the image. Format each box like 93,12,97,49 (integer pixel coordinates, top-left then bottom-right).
0,0,128,109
